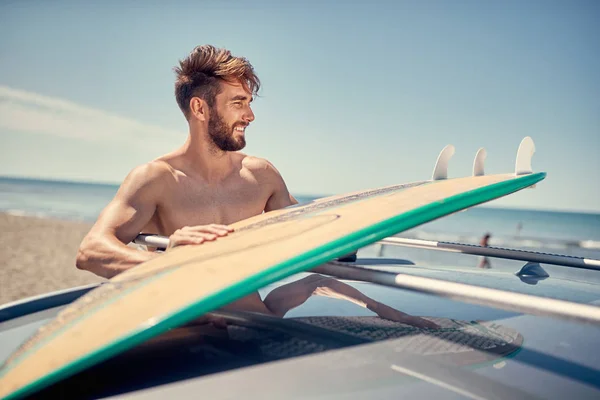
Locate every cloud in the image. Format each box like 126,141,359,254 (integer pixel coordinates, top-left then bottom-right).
0,85,181,142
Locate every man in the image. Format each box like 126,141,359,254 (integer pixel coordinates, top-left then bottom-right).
76,45,437,328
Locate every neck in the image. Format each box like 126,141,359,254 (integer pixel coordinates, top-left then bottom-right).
179,125,235,182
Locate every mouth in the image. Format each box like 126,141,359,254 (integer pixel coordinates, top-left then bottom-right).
234,125,247,134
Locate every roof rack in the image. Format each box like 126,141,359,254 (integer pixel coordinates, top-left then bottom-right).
376,237,600,271
133,233,600,325
133,234,600,271
318,261,600,325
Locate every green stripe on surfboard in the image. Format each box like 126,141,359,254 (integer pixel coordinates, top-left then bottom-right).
2,172,545,400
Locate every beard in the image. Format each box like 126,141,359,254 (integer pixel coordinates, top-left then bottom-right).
207,109,246,152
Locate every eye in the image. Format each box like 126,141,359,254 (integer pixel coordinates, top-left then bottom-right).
232,101,243,108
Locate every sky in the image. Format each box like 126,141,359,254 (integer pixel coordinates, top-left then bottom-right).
0,0,599,213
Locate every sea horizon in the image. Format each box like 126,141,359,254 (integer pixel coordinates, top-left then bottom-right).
1,174,598,217
2,174,599,262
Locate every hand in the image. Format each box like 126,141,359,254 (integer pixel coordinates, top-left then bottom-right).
168,224,233,249
372,302,440,329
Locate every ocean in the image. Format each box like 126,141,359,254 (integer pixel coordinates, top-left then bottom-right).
2,176,599,266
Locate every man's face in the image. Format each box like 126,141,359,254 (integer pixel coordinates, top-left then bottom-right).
207,80,255,152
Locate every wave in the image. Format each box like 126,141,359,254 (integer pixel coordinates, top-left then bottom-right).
1,208,89,222
580,240,600,250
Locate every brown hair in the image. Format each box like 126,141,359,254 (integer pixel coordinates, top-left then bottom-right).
174,45,260,119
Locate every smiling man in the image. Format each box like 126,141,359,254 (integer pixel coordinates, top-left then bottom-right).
76,45,437,328
76,45,292,280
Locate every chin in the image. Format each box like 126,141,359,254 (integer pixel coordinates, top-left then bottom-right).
234,136,246,150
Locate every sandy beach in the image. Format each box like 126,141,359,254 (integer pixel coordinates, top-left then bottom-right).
0,213,105,305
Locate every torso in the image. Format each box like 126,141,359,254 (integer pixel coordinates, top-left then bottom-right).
141,153,273,236
133,152,286,316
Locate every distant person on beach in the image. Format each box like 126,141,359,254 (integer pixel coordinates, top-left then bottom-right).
516,222,523,237
479,233,491,247
75,45,437,328
478,233,492,269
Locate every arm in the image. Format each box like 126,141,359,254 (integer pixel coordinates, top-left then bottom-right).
261,158,358,260
75,163,165,279
262,160,298,212
77,163,233,279
263,274,439,329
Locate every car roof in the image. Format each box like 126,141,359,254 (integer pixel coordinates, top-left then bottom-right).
1,259,600,399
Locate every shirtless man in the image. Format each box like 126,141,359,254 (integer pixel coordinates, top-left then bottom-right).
76,45,437,328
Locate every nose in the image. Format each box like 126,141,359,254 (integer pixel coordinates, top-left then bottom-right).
243,106,255,123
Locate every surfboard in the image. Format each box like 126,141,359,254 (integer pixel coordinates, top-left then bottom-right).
0,138,545,399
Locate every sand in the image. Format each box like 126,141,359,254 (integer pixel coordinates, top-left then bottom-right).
0,213,105,305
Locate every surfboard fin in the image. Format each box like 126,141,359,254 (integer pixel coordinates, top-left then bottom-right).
515,137,535,176
472,148,487,176
432,145,455,180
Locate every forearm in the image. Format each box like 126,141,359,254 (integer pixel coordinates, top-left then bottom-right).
76,234,159,279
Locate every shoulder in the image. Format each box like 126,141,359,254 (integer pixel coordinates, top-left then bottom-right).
239,154,283,178
117,160,175,198
237,154,297,211
125,160,174,185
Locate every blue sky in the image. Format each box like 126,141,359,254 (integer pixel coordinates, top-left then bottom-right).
1,0,598,212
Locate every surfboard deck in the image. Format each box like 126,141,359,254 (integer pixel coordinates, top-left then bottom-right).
0,170,545,399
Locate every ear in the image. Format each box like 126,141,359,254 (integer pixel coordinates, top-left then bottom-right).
189,97,209,122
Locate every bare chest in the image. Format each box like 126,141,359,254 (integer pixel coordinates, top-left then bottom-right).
152,177,270,235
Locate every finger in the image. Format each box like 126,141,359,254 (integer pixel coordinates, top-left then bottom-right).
184,224,231,231
194,232,219,240
180,237,207,245
176,231,220,243
185,226,231,236
180,231,219,241
169,237,206,248
211,224,234,232
203,225,234,236
208,225,234,235
206,227,231,236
